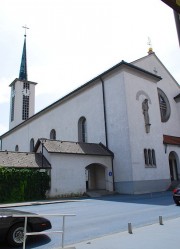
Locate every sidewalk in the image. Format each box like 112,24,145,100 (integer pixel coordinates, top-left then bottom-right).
69,217,180,249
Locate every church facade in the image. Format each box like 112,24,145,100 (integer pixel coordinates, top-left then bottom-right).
0,39,180,196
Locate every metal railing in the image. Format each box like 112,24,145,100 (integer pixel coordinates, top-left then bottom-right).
13,213,76,249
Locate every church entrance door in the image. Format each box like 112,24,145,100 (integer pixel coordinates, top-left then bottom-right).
169,151,179,182
85,164,106,191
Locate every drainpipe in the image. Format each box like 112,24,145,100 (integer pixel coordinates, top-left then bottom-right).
42,141,44,168
100,78,115,191
111,155,115,192
0,138,2,151
100,77,108,148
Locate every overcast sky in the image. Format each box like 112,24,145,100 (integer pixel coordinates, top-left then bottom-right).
0,0,179,135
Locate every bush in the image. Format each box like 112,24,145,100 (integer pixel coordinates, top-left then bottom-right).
0,167,50,203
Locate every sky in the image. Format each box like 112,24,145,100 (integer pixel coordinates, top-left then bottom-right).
0,0,179,135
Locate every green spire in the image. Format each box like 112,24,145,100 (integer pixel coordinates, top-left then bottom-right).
19,36,27,80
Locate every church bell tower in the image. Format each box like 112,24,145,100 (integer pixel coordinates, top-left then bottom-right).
9,27,37,130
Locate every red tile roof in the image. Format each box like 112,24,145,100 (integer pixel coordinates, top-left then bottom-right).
163,135,180,145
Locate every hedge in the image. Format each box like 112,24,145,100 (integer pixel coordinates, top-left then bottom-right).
0,167,50,203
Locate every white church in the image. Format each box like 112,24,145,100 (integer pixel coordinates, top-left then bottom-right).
0,35,180,197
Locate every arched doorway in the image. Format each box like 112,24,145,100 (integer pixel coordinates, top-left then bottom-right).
85,164,106,191
169,151,179,181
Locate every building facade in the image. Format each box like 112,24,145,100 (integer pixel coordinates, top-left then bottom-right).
0,45,180,196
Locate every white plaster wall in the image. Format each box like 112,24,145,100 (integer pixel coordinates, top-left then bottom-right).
102,70,133,183
176,101,180,120
123,70,170,182
2,81,106,151
46,153,113,197
9,80,23,130
29,83,36,117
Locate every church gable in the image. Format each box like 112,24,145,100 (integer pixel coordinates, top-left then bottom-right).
132,52,179,89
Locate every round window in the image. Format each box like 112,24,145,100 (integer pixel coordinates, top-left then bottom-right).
158,88,171,122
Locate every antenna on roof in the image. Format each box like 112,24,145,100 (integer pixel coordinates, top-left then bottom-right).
147,37,153,55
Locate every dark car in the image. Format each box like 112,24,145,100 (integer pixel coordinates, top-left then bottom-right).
173,186,180,205
0,208,52,247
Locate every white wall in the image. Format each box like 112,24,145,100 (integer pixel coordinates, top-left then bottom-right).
102,70,133,183
124,69,170,182
44,152,113,197
2,81,106,151
9,80,36,130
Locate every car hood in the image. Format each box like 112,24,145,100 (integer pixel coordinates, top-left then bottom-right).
0,208,36,217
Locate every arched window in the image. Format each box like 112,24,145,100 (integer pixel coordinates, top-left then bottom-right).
15,145,19,152
78,117,87,142
50,129,56,140
30,138,34,152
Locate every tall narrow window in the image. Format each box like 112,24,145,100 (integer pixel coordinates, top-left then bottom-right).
15,145,19,152
144,149,148,165
144,148,156,167
50,129,56,140
22,82,30,120
11,96,15,121
30,138,34,152
22,96,29,120
11,83,15,122
152,149,156,166
78,117,87,142
148,149,152,165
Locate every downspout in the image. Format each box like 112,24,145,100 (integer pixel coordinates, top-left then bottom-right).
42,141,44,168
100,77,108,148
100,77,115,191
0,138,2,151
111,155,115,191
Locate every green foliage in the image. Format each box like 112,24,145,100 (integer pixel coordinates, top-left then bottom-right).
0,167,50,203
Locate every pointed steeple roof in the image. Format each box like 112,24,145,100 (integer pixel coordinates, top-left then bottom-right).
19,35,27,80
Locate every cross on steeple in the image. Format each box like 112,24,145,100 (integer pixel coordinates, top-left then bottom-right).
22,25,29,37
19,26,29,80
147,37,154,55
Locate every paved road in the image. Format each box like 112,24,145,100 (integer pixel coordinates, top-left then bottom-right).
1,191,180,249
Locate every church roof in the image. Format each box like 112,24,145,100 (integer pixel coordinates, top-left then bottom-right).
0,151,51,169
35,139,113,157
163,135,180,145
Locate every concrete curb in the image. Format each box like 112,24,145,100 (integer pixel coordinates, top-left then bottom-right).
0,199,84,208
